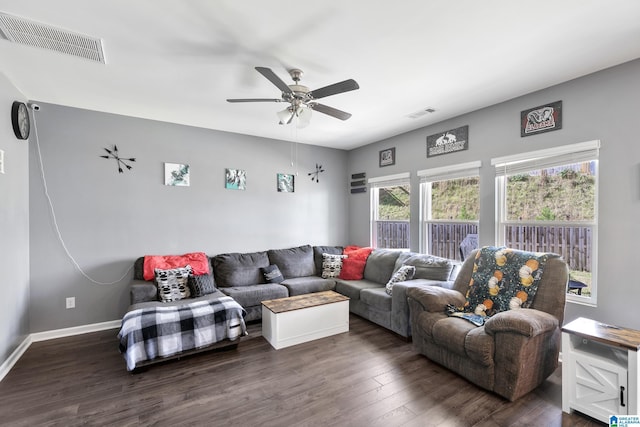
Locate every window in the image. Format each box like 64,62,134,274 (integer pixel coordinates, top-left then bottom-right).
492,140,599,304
369,173,410,249
418,161,481,260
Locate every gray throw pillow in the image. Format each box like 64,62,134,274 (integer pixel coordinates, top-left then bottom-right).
188,274,216,297
262,264,284,283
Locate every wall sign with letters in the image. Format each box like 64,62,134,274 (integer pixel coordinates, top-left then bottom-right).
426,125,469,158
521,100,562,137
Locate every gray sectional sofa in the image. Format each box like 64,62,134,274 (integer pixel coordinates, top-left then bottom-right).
129,244,460,337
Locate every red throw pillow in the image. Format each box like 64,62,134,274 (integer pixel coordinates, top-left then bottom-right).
339,246,373,280
143,252,210,281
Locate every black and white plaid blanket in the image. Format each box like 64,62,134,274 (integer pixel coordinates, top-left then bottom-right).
118,296,247,371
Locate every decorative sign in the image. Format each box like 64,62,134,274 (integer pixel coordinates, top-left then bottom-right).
350,172,366,194
521,100,562,137
426,125,469,157
379,147,395,167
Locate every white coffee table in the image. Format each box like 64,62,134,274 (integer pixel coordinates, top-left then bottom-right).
261,290,349,349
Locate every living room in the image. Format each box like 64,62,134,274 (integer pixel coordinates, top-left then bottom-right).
1,2,640,425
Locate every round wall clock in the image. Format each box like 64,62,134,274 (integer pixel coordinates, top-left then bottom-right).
11,101,30,140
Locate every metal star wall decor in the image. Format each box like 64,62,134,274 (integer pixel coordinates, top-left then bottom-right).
100,145,136,173
308,163,325,183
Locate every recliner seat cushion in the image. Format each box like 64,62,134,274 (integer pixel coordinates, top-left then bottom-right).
431,317,494,366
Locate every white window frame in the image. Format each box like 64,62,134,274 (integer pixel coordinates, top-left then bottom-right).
492,140,600,306
418,161,481,255
368,172,411,249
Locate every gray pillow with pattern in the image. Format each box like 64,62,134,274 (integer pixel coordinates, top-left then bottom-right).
385,265,416,295
155,265,192,302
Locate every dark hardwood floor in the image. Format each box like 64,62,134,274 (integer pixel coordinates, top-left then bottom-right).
0,315,603,426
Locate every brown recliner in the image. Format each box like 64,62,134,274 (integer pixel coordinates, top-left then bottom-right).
407,248,568,401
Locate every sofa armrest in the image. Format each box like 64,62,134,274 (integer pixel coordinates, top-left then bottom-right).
130,280,157,304
406,286,466,313
484,309,558,338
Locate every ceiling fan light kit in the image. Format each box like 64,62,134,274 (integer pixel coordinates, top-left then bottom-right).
227,67,359,127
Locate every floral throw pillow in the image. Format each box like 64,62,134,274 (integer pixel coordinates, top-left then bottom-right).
385,265,416,295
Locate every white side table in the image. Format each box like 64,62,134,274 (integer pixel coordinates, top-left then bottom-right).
562,317,640,423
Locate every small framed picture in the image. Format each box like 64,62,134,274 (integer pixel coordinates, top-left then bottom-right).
277,173,295,192
225,168,246,190
379,147,395,167
164,163,190,186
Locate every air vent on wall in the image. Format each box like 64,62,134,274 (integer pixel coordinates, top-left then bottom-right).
0,12,105,63
407,107,436,119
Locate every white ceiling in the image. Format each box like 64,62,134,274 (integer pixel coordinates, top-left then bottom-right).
1,1,639,150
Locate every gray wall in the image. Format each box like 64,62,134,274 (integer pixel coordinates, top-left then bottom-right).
348,58,640,329
28,105,349,332
0,73,30,362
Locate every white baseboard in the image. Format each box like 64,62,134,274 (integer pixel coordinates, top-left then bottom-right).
1,319,121,382
0,335,32,383
31,319,121,342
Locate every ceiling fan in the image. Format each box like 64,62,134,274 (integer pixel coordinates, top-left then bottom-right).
227,67,359,128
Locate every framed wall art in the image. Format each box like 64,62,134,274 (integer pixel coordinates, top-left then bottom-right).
277,173,295,193
521,100,562,137
225,168,246,190
426,125,469,157
164,163,190,186
379,147,395,167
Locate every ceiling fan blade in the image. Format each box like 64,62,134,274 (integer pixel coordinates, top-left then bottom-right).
309,79,359,100
255,67,293,95
227,98,282,103
311,103,352,121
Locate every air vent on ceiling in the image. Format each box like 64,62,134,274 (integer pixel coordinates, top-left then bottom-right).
0,12,105,63
407,107,436,119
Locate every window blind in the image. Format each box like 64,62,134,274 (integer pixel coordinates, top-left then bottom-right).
368,172,410,188
417,161,481,182
492,140,600,176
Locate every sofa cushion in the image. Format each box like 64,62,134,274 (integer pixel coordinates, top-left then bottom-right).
281,276,336,296
154,266,192,302
267,245,315,279
339,246,373,280
313,245,344,275
362,249,402,284
360,287,392,311
261,264,284,283
394,252,453,281
321,253,348,279
188,273,216,297
335,279,382,300
385,265,415,295
212,251,270,287
218,284,288,307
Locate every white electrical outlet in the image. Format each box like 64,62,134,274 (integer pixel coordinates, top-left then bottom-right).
66,297,75,309
0,149,4,174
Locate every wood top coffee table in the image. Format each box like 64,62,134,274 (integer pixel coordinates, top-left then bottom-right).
261,291,349,350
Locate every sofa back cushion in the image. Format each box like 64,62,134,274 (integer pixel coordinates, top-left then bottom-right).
313,245,344,275
213,251,270,287
363,249,402,285
394,252,453,281
267,245,315,279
